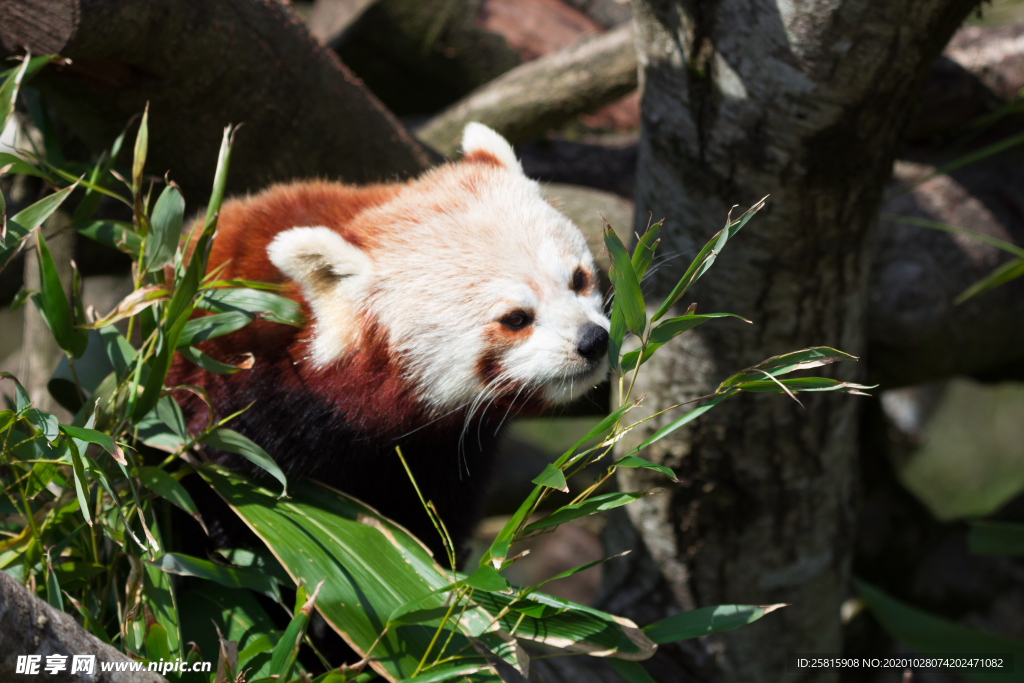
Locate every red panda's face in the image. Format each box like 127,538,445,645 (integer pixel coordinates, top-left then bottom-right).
268,124,610,418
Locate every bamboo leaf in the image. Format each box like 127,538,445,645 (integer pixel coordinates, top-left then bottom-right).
608,659,657,683
630,221,662,280
145,184,185,272
624,393,733,457
267,581,320,681
201,429,287,497
0,52,31,130
32,231,89,357
149,552,281,602
7,181,79,248
652,198,767,323
524,492,647,533
74,219,142,255
178,311,253,348
465,565,510,592
178,346,254,375
61,425,127,465
196,287,303,326
531,464,568,492
968,522,1024,557
199,466,504,681
642,604,786,643
604,222,646,337
614,456,677,482
855,578,1024,683
132,103,149,200
955,258,1024,304
138,466,207,533
622,312,749,372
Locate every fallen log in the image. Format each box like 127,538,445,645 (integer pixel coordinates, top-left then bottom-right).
0,571,166,683
416,23,637,156
0,0,434,201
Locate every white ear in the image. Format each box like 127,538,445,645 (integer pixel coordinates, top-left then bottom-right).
461,122,522,173
268,226,372,365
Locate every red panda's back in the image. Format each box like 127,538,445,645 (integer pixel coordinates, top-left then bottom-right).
206,180,401,283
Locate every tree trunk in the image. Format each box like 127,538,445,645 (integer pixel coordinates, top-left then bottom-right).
0,570,166,683
604,1,982,681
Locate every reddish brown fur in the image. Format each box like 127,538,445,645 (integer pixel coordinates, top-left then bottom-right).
167,181,427,438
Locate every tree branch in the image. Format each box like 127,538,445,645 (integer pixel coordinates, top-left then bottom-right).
416,23,637,156
0,571,167,682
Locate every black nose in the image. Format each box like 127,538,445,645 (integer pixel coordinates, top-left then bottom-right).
576,322,609,362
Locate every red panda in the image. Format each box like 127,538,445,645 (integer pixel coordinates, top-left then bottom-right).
167,124,610,553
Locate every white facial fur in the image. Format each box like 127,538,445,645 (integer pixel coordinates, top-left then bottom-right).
268,123,609,416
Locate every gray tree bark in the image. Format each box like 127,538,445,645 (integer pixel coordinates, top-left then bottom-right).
0,570,166,683
597,1,983,681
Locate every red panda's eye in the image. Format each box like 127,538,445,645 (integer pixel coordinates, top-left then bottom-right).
500,311,531,330
570,267,587,292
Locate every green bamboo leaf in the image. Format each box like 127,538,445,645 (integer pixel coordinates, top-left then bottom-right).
604,222,646,337
203,125,237,234
730,377,874,395
608,306,626,374
138,466,206,533
24,408,59,443
631,221,662,280
0,152,47,178
7,180,79,248
23,88,64,168
531,463,568,492
482,404,632,568
968,522,1024,557
199,466,506,681
65,439,92,527
178,345,252,375
177,584,277,680
217,548,292,587
201,429,288,496
886,215,1024,259
132,103,149,200
196,287,303,326
855,578,1024,683
651,198,767,323
642,604,786,643
144,622,173,664
149,552,281,602
80,451,144,548
955,258,1024,305
397,665,497,682
144,184,185,272
60,425,127,465
718,347,857,388
525,492,647,533
472,588,656,660
533,552,629,591
608,659,656,683
267,582,320,681
25,461,58,499
31,232,89,357
614,456,677,481
73,220,142,254
177,311,253,348
0,52,31,131
622,312,749,372
465,565,510,592
45,553,63,611
133,303,191,420
624,393,733,457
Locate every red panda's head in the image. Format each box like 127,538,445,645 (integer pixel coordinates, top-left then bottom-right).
267,124,609,418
